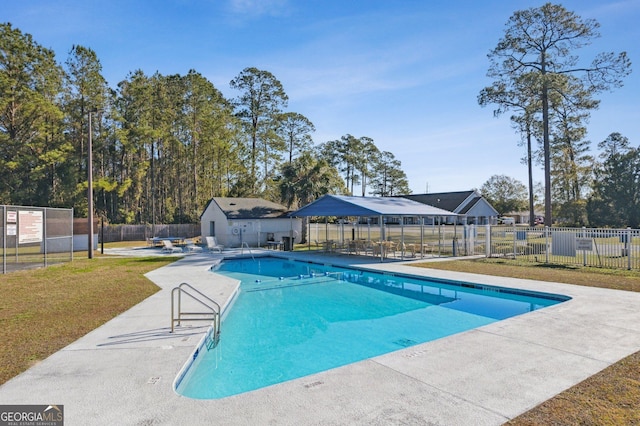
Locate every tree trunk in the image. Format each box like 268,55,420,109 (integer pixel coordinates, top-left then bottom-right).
527,124,535,226
542,59,552,227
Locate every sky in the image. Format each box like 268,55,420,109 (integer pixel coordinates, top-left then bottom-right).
4,0,639,195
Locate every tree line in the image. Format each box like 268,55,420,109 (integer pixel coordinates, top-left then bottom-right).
0,23,410,224
2,2,635,228
481,130,640,228
478,2,632,227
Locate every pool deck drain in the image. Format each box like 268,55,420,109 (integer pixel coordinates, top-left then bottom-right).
1,249,640,425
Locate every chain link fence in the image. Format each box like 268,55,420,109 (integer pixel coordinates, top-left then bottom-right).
1,205,74,274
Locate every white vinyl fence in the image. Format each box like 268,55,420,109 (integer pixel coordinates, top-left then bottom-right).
488,226,640,270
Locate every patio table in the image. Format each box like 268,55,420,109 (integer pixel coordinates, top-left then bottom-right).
266,241,284,250
152,237,187,247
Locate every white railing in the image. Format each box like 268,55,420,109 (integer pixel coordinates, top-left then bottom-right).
488,226,639,270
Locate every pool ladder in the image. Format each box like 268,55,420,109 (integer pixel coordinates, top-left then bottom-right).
171,282,221,347
240,241,254,260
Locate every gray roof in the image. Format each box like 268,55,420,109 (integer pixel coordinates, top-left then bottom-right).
402,191,498,218
205,197,291,219
401,191,476,213
458,196,482,215
291,194,458,217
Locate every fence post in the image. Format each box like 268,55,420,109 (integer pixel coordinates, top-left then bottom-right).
2,205,5,274
43,208,47,268
512,222,517,259
582,226,587,267
464,224,471,256
485,224,491,258
71,208,74,260
545,226,550,264
627,227,632,270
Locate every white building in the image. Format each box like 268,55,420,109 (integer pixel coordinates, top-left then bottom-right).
200,197,302,248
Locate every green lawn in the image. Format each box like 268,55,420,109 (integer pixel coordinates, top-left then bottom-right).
412,258,640,425
0,252,175,384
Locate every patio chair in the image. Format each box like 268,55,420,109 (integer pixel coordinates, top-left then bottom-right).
183,239,203,254
384,241,397,258
400,242,416,258
162,239,182,253
206,236,224,253
372,242,383,257
323,240,337,253
347,240,359,255
419,243,434,255
363,241,375,256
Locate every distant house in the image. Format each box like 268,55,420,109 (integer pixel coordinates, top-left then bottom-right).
508,211,545,225
200,197,302,248
401,190,498,225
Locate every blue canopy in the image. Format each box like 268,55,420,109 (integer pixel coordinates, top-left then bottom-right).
290,194,458,217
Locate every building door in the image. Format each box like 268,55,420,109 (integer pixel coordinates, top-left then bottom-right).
209,221,215,236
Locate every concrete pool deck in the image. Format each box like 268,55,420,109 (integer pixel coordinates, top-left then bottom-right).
1,249,640,425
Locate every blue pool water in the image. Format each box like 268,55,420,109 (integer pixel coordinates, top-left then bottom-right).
175,257,568,399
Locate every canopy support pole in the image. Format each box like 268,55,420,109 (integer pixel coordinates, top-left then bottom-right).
400,218,405,258
379,215,384,262
420,216,425,259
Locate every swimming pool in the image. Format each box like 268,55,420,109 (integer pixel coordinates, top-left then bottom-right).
175,257,569,399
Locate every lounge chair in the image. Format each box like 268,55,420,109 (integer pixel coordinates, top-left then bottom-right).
162,239,182,253
206,236,224,253
183,239,203,254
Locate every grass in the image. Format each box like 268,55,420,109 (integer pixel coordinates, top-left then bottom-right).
0,251,175,385
411,257,640,291
412,258,640,425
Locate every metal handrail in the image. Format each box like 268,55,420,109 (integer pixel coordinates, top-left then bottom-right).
240,241,254,260
171,283,220,347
